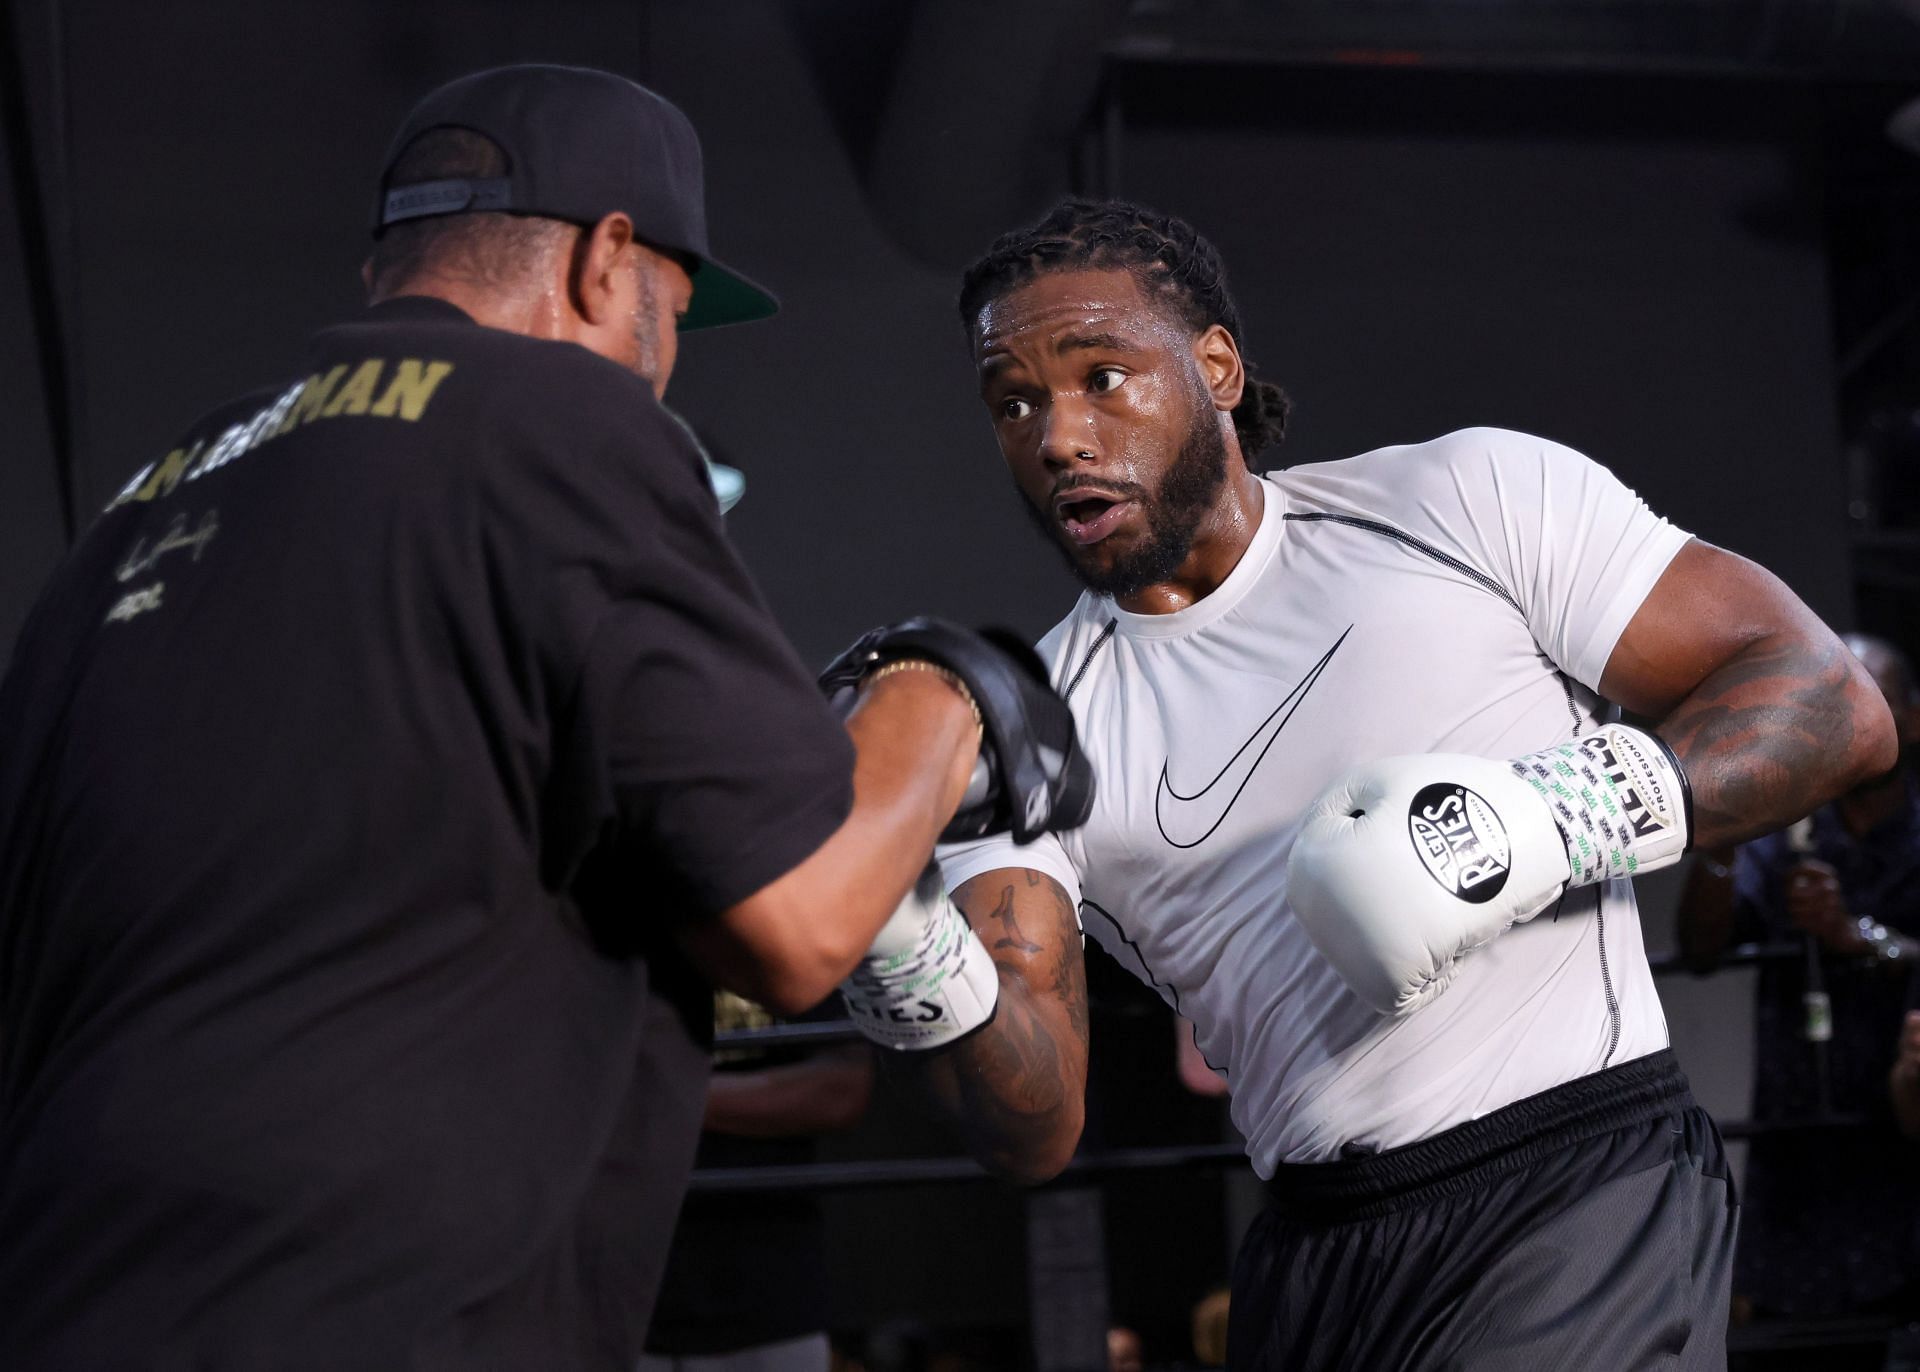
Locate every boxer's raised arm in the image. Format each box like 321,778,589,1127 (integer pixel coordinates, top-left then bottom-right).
1600,539,1896,849
1291,539,1898,1018
680,669,980,1015
887,867,1088,1184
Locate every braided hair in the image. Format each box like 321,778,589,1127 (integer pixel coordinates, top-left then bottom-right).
957,198,1291,462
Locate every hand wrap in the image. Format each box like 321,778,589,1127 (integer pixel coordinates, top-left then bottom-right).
840,869,999,1050
1508,722,1691,887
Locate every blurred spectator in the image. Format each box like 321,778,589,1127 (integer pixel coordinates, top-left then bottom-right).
1675,633,1920,1332
640,993,872,1372
1894,1010,1920,1140
1107,1325,1144,1372
1190,1288,1230,1368
1175,1017,1229,1099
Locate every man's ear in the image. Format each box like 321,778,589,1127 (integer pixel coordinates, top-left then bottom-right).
571,212,636,325
360,256,374,297
1195,324,1245,412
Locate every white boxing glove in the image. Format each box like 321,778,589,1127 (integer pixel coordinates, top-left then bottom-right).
840,867,1000,1050
1291,723,1691,1017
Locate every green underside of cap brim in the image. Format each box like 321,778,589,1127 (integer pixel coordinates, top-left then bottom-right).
680,260,779,331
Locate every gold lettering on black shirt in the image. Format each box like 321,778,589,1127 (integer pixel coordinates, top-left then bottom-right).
107,358,458,511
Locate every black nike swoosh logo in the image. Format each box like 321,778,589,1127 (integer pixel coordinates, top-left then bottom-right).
1154,627,1351,850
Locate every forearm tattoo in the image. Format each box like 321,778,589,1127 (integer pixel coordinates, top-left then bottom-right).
1658,632,1860,848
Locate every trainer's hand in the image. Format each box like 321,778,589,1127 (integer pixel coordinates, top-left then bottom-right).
821,617,1094,843
840,867,999,1050
1292,724,1691,1016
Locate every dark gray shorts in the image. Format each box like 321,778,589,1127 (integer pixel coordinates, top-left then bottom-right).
1228,1050,1738,1371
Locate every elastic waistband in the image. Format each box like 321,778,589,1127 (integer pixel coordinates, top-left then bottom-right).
1268,1049,1692,1222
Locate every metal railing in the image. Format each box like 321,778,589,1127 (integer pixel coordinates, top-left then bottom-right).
693,935,1911,1367
700,937,1896,1194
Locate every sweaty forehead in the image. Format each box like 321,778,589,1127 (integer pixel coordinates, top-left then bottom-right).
972,268,1189,369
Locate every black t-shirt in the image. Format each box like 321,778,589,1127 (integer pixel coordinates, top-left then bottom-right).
0,297,854,1370
645,995,853,1356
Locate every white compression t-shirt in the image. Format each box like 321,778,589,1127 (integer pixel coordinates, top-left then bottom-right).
938,428,1693,1173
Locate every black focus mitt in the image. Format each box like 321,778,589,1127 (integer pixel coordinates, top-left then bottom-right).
821,617,1095,845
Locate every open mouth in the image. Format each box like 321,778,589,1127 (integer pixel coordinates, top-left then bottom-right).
1054,491,1136,546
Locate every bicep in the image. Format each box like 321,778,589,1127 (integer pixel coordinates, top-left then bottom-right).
1597,538,1833,718
890,865,1089,1182
952,867,1087,1041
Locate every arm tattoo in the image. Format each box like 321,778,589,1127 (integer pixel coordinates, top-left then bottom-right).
1050,882,1090,1046
887,876,1088,1179
985,884,1043,955
1659,632,1859,846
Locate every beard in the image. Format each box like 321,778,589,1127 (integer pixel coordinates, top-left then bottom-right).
1021,398,1232,599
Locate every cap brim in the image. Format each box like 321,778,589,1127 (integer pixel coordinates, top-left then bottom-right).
680,257,778,332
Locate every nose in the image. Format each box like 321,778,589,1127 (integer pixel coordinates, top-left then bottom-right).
1037,395,1100,471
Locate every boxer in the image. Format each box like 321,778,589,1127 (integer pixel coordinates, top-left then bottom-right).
829,197,1894,1370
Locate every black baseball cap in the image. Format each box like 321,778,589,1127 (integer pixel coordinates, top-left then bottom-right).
373,64,777,331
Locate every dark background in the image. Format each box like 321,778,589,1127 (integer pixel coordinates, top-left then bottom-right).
11,0,1920,1362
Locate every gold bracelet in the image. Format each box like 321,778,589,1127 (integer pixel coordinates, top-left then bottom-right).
865,659,984,733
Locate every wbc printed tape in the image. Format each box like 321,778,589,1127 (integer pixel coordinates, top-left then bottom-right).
1511,724,1689,888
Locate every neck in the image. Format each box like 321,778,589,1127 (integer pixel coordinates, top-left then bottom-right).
374,276,573,345
1114,461,1266,615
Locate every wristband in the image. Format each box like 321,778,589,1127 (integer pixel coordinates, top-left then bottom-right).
1509,723,1692,888
841,882,1000,1051
864,658,984,734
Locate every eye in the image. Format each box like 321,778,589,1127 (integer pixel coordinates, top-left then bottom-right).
1089,367,1126,394
999,396,1035,422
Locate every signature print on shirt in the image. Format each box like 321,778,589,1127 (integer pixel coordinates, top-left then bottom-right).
1154,628,1351,849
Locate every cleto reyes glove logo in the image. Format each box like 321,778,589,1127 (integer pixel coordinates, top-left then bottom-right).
1407,783,1512,903
847,996,947,1027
